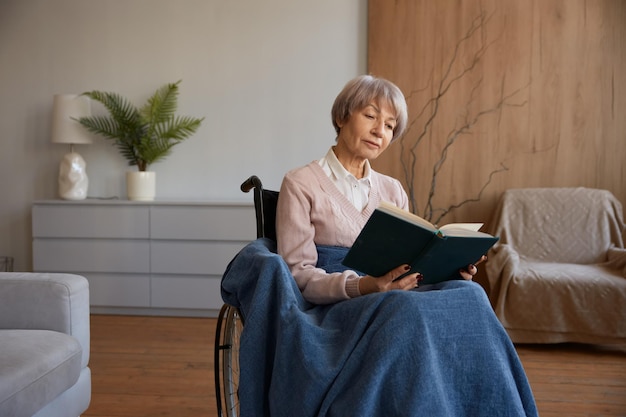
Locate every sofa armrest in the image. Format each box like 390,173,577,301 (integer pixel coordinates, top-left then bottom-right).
0,273,90,367
483,242,524,313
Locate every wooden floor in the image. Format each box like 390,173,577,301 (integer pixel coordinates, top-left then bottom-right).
83,315,626,417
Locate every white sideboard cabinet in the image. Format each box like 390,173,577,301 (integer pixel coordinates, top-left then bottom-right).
32,200,255,316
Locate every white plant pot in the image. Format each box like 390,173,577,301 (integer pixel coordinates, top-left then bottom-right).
126,171,156,201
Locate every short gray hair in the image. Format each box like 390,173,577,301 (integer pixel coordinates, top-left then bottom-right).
331,75,408,142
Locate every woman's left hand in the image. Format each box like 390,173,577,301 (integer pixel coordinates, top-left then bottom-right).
459,255,487,281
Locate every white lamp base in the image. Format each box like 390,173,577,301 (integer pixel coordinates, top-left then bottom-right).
58,152,88,200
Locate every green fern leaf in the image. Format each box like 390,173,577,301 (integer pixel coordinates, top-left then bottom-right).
77,81,203,171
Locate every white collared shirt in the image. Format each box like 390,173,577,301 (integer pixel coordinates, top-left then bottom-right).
318,147,372,212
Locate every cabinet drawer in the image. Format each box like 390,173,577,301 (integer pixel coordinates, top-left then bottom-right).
33,204,149,238
150,241,247,275
150,205,255,240
33,239,150,273
84,272,150,307
151,275,222,309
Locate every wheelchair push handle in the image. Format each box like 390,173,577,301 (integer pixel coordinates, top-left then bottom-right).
241,175,263,193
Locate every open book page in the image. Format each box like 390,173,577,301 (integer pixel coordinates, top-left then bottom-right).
439,223,483,233
378,201,483,235
377,201,437,231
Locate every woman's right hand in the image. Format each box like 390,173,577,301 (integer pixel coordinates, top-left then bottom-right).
358,264,422,296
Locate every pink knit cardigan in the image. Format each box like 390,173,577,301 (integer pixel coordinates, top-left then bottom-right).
276,161,408,304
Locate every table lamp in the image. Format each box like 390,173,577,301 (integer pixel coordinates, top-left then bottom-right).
50,94,92,200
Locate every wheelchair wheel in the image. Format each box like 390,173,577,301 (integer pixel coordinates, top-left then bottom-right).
215,304,244,417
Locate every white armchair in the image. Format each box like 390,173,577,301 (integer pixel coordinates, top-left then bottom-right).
0,273,91,417
485,187,626,344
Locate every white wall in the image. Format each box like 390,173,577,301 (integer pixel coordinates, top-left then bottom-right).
0,0,367,271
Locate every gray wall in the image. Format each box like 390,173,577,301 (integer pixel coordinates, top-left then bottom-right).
0,0,367,272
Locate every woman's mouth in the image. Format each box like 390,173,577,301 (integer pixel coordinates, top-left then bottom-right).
363,139,380,149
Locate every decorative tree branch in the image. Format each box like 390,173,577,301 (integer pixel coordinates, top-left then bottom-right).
429,164,509,226
401,10,494,209
399,9,529,223
425,81,528,224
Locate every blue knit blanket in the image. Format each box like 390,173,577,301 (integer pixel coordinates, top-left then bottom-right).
221,238,537,417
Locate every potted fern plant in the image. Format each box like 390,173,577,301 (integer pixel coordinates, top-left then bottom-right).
77,80,204,201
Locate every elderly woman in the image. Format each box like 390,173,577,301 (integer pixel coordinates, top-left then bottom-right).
222,75,538,417
276,75,480,304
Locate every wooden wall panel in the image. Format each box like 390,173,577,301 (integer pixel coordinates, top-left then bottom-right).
368,0,626,227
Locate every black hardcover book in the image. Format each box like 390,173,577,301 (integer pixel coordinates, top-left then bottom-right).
342,201,499,284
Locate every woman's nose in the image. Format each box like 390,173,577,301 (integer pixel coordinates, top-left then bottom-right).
372,120,384,137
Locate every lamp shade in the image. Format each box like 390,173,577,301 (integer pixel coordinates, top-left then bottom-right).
51,94,93,144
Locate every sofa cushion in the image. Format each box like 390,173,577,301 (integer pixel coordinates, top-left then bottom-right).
0,329,82,417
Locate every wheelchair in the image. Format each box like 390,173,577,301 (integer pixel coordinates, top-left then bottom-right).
214,176,278,417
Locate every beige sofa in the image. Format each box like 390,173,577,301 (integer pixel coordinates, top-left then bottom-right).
485,187,626,344
0,273,91,417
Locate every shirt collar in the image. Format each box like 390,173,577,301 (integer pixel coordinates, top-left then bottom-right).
326,147,372,183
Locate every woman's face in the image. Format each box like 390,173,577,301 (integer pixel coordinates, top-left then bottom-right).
336,99,397,162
